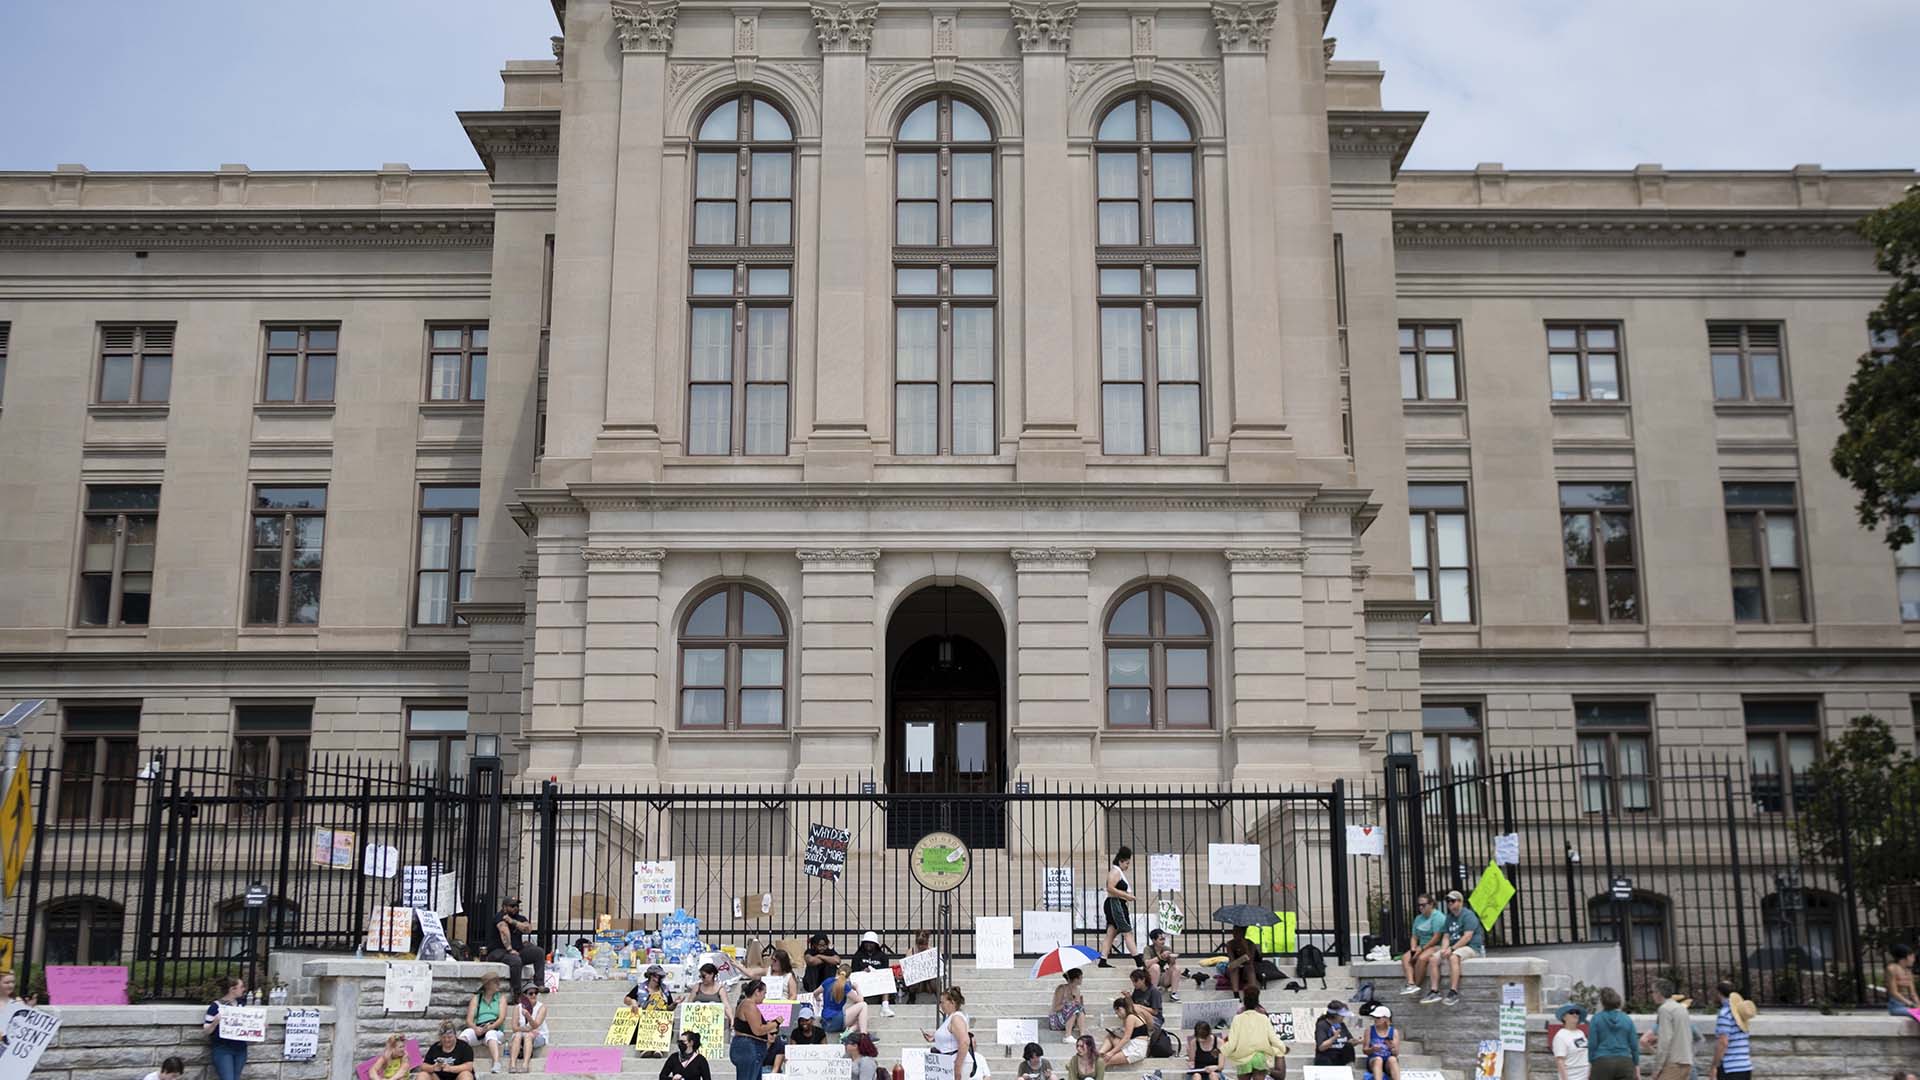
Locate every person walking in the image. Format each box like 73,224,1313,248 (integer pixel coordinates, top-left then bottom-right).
1398,895,1445,997
1645,980,1692,1080
1888,944,1918,1016
1711,982,1755,1080
1099,848,1139,968
1219,989,1286,1080
484,897,545,998
1587,988,1640,1080
1551,1004,1590,1080
661,1031,713,1080
731,979,780,1080
201,974,251,1080
1048,968,1087,1038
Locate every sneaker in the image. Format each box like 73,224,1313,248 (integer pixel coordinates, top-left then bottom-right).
1166,991,1179,1002
883,1003,896,1017
1443,990,1460,1006
1399,983,1424,996
491,1063,503,1075
1419,991,1441,1005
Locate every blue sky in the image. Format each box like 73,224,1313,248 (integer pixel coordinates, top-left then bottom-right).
2,1,1914,172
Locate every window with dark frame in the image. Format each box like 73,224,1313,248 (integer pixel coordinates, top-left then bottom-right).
689,94,794,457
232,704,311,817
893,93,998,456
1561,482,1640,624
1094,93,1203,456
1762,889,1846,968
679,583,787,728
415,486,479,627
1896,509,1920,621
405,705,469,780
246,486,327,627
1546,322,1624,402
57,705,140,823
1408,483,1474,624
261,325,338,404
96,324,173,405
1399,322,1461,401
1103,583,1213,730
1421,701,1483,814
1709,322,1787,402
1745,699,1819,813
426,324,488,403
1724,482,1805,623
1575,700,1653,814
42,896,124,965
1588,891,1669,962
78,485,160,628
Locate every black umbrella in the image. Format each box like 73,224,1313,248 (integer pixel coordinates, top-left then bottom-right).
1211,904,1280,927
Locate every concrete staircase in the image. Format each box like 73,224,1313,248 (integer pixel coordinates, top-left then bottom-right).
525,963,1466,1080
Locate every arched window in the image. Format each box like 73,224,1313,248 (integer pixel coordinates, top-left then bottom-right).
1588,891,1669,962
219,896,300,959
680,583,787,728
1093,92,1203,456
1762,888,1847,968
688,93,795,457
892,94,998,456
43,896,124,965
1104,583,1211,729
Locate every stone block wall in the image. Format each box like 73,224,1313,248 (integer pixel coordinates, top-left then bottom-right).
1354,956,1546,1080
1523,1010,1920,1079
32,1004,334,1080
308,958,510,1079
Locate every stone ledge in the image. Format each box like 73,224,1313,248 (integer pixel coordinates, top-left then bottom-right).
304,959,508,979
1523,1010,1920,1037
45,1003,336,1027
1354,955,1549,979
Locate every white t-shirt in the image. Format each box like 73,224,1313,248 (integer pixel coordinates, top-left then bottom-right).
1551,1026,1590,1080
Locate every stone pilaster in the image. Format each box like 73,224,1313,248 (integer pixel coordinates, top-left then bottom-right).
1361,599,1427,754
1011,548,1096,778
579,546,667,781
1223,547,1308,784
795,549,882,779
526,522,589,777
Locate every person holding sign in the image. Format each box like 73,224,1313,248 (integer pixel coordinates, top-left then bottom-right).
662,1030,713,1080
508,985,549,1073
1098,848,1139,969
922,987,974,1080
731,979,781,1080
628,965,679,1013
851,932,898,1017
201,974,251,1080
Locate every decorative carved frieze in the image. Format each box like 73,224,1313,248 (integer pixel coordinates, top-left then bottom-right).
580,546,668,566
770,61,824,94
1171,60,1223,95
611,0,679,53
1011,547,1096,568
667,61,710,101
976,61,1023,96
1066,61,1109,98
866,60,918,98
1210,1,1279,54
795,548,882,570
1010,0,1078,53
811,2,878,53
1224,547,1310,565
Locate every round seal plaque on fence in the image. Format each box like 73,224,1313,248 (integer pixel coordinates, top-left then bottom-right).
909,831,971,892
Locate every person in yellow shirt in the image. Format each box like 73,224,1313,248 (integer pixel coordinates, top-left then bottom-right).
1219,990,1287,1080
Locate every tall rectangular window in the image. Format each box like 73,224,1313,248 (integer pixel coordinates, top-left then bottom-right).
406,705,470,779
1896,511,1920,622
1399,323,1461,401
1725,482,1804,623
1708,322,1787,402
233,704,311,816
1546,322,1624,402
687,265,790,455
1409,483,1474,624
261,325,338,404
425,324,487,403
58,705,140,823
96,325,173,404
247,486,326,626
893,268,998,455
1561,482,1640,624
1745,700,1819,813
1422,701,1483,814
1575,701,1653,814
416,486,479,626
78,485,160,627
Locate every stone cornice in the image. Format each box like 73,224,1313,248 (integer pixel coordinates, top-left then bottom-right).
611,0,679,52
0,210,493,251
1223,548,1310,565
460,109,562,173
1328,110,1426,176
579,546,667,566
795,548,882,569
0,650,468,671
811,1,878,53
1391,209,1877,249
451,601,528,626
1010,0,1078,53
1011,547,1096,567
1363,599,1432,624
1210,1,1278,54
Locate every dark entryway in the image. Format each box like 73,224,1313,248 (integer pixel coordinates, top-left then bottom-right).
885,586,1006,849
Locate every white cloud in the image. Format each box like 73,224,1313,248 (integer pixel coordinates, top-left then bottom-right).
1329,0,1920,170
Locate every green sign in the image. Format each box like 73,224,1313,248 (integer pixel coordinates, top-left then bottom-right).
909,831,971,892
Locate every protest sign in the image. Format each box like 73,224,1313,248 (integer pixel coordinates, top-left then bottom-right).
1270,1009,1296,1043
283,1007,321,1061
1207,843,1260,886
0,1004,60,1080
1156,898,1185,936
995,1018,1039,1047
367,906,413,954
1493,833,1521,866
634,860,678,914
633,1009,676,1053
1021,910,1071,953
330,830,356,868
1075,888,1104,930
1469,861,1516,931
1499,1004,1526,1051
975,917,1014,969
363,844,399,878
416,909,450,957
1149,853,1181,892
1180,998,1240,1032
850,969,898,999
1473,1039,1502,1079
1043,867,1073,909
605,1009,642,1046
680,1002,727,1050
1301,1069,1356,1080
787,1045,854,1080
545,1048,625,1073
1344,825,1386,857
760,1000,796,1025
802,823,851,880
898,948,940,987
218,1005,269,1043
384,961,433,1012
401,864,433,908
901,1048,929,1080
924,1049,955,1080
434,872,460,918
44,964,128,1005
312,827,335,867
1400,1073,1446,1080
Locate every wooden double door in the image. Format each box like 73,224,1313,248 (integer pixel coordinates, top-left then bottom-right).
886,635,1005,848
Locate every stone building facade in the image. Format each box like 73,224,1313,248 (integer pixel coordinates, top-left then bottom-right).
0,0,1915,811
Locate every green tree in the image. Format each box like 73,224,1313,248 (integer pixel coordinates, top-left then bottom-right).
1832,185,1920,549
1795,715,1920,949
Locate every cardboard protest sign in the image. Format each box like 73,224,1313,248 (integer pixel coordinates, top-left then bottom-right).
1156,899,1185,936
605,1008,642,1046
1149,854,1181,892
924,1049,956,1080
898,948,940,986
901,1048,929,1080
680,1001,727,1050
44,964,128,1005
761,1000,796,1025
995,1018,1039,1046
363,844,399,878
849,969,897,999
367,906,413,954
786,1045,854,1080
283,1007,321,1061
0,1004,61,1080
803,823,851,880
218,1005,269,1043
1344,825,1386,857
416,908,451,957
632,1008,676,1053
1469,860,1516,931
1179,998,1239,1031
634,860,678,914
402,864,433,908
1022,910,1071,953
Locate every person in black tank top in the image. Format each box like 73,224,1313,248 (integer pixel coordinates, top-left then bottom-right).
1188,1022,1222,1077
1099,847,1139,967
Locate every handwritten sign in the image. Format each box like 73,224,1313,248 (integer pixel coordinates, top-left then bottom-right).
1499,1004,1527,1051
1180,998,1240,1032
901,1048,929,1080
416,909,450,958
1301,1069,1356,1080
680,1002,727,1050
1157,898,1185,936
1469,860,1516,931
1290,1008,1317,1043
1149,853,1182,892
1022,910,1071,953
975,917,1014,969
44,964,128,1005
283,1007,321,1061
401,864,433,907
1401,1072,1446,1080
1473,1039,1502,1079
634,860,678,914
331,830,356,868
803,823,851,881
312,827,336,867
1044,867,1074,909
218,1005,269,1043
996,1018,1039,1046
850,970,898,999
761,1000,797,1025
787,1045,854,1080
924,1049,956,1080
633,1008,676,1053
1271,1009,1296,1043
898,948,940,987
363,844,399,878
434,871,460,918
368,906,413,954
1493,832,1521,866
544,1047,625,1073
1344,825,1386,857
606,1008,642,1045
385,961,433,1011
1207,843,1260,887
1075,888,1104,930
0,1004,61,1079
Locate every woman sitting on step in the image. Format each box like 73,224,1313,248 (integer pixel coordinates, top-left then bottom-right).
1098,996,1155,1067
1219,989,1287,1080
1047,968,1087,1039
820,964,870,1036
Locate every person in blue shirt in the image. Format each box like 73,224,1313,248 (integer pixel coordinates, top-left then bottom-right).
1585,987,1639,1080
1711,980,1754,1080
1398,894,1446,997
1419,891,1484,1007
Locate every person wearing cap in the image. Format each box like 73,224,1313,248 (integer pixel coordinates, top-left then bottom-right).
508,985,549,1074
1551,1003,1590,1080
1362,1005,1399,1080
484,897,545,999
851,931,897,1017
1420,890,1483,1007
1313,1000,1356,1068
1644,977,1693,1080
462,972,513,1074
790,1004,828,1046
1587,987,1639,1080
1712,980,1755,1080
417,1018,478,1078
627,965,678,1013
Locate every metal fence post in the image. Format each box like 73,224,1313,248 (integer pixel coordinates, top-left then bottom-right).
351,777,372,953
1441,768,1464,895
133,750,168,965
1598,775,1632,995
272,765,297,948
537,779,559,953
1382,757,1408,950
1499,772,1522,945
1833,790,1865,1005
18,763,53,990
1330,778,1351,965
1724,773,1751,993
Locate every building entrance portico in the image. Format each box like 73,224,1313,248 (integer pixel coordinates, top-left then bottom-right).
886,584,1006,846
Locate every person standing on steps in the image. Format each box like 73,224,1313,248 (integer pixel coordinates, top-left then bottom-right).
922,987,974,1080
731,979,780,1080
1551,1003,1590,1080
484,897,546,999
1099,847,1139,967
201,973,251,1080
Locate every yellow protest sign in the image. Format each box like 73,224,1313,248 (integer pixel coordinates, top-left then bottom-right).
606,1008,642,1046
0,935,13,973
680,1001,726,1051
1469,860,1516,931
1246,911,1297,955
1,764,35,899
632,1008,676,1053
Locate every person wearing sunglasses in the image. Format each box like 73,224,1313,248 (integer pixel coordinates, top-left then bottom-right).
1398,894,1444,997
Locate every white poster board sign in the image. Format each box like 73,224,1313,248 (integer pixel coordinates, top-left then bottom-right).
975,917,1014,969
1493,833,1521,866
401,864,433,907
786,1045,854,1080
384,960,434,1012
924,1049,956,1080
434,871,460,918
362,844,399,878
1180,998,1240,1032
1499,1004,1527,1051
217,1005,269,1043
1149,854,1182,892
282,1007,321,1061
1075,888,1104,930
0,1004,61,1079
1401,1072,1447,1080
634,860,678,914
416,908,450,956
1022,910,1072,954
996,1018,1039,1047
898,948,941,986
1043,867,1074,909
1207,843,1261,886
1301,1069,1357,1080
901,1048,929,1080
1344,826,1386,857
850,969,898,999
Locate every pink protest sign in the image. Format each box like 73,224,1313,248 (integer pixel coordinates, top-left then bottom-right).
760,999,795,1025
545,1047,626,1073
357,1039,423,1080
44,965,128,1005
1910,1007,1920,1024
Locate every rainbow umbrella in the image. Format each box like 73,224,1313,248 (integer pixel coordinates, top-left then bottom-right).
1030,944,1100,979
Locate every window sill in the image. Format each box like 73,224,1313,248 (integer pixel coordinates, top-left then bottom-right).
1549,400,1630,413
1401,400,1468,412
68,626,149,637
254,403,336,418
671,727,789,737
1100,728,1221,737
1732,622,1810,632
87,404,169,418
419,402,486,413
237,626,322,637
1712,401,1793,418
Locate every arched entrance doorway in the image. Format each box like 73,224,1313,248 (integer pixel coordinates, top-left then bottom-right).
885,585,1006,848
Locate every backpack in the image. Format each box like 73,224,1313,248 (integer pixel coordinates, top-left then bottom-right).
1295,944,1327,980
1147,1026,1180,1059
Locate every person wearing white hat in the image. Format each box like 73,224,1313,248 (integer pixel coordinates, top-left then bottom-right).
1362,1006,1399,1080
851,931,897,1017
